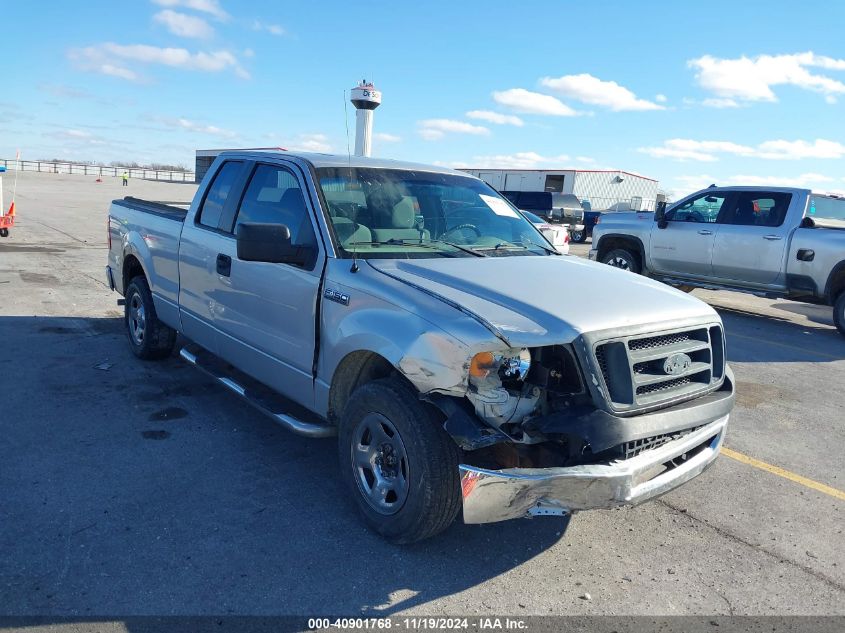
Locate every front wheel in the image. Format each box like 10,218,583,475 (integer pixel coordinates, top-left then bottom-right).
0,228,8,238
834,292,845,337
339,378,461,543
602,248,641,274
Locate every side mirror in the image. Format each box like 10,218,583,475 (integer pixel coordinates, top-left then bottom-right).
236,222,314,267
655,201,669,229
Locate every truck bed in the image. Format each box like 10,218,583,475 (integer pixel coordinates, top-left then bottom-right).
112,197,190,221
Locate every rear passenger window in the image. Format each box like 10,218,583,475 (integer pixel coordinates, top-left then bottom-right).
197,161,243,229
234,165,316,246
724,192,792,227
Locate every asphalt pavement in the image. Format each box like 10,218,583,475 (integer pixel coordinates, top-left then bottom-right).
1,172,843,620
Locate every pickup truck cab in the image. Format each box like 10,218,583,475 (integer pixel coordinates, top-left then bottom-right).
107,151,735,542
589,186,845,336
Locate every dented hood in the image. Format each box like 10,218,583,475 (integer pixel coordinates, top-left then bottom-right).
367,256,717,347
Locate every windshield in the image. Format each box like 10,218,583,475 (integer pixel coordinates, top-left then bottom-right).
316,167,554,258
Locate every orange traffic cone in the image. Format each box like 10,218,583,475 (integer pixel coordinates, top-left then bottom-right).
7,201,14,216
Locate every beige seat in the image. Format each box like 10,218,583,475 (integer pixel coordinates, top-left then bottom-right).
371,198,430,242
332,217,372,246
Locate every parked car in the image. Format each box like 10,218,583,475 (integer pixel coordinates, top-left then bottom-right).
107,151,735,543
590,186,845,336
522,210,570,253
502,191,586,227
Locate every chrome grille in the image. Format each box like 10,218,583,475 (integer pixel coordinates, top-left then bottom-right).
628,332,691,351
593,325,724,412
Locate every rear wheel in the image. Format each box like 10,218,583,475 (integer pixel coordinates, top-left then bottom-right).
0,228,8,238
571,228,587,243
339,377,461,543
834,292,845,337
602,248,641,274
124,276,176,360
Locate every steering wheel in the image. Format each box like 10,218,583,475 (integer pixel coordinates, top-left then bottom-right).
441,223,481,241
687,210,705,223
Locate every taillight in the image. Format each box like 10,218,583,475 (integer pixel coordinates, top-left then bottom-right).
564,232,570,243
107,217,111,249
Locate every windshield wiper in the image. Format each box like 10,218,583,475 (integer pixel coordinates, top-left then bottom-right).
423,238,487,257
347,239,486,257
489,241,559,255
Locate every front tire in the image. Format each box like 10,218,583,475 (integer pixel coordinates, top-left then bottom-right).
834,292,845,337
602,248,641,274
124,275,177,360
339,378,461,544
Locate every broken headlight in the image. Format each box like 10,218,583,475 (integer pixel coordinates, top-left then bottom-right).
469,348,531,388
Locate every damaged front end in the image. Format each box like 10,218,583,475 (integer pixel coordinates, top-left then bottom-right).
425,324,735,524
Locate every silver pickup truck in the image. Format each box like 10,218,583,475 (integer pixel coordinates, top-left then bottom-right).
590,186,845,336
107,151,735,543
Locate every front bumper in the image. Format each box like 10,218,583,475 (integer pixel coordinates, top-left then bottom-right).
588,248,598,260
459,414,728,524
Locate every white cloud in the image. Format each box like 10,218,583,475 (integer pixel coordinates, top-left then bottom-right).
153,10,214,38
48,128,116,147
99,64,139,81
465,110,524,126
702,97,740,108
160,116,237,139
671,172,838,197
418,119,490,141
374,132,401,143
151,0,229,21
69,43,249,79
252,20,286,36
640,138,845,162
688,52,845,102
448,151,599,170
540,74,664,111
655,94,667,103
287,133,332,153
492,88,580,116
826,95,838,105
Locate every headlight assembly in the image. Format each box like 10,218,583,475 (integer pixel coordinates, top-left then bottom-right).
469,348,531,386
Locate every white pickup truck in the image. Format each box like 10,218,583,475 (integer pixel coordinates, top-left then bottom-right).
590,186,845,336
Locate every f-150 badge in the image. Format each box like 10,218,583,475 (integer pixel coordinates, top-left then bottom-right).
324,288,350,306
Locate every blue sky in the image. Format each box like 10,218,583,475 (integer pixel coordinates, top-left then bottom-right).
1,0,844,197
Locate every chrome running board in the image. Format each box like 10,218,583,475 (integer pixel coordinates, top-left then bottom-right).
179,346,336,438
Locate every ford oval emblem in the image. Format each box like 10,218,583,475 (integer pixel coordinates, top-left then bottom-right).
663,353,692,376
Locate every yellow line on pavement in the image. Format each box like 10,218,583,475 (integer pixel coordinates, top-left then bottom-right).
721,447,845,501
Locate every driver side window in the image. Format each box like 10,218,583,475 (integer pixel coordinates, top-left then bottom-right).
666,192,728,223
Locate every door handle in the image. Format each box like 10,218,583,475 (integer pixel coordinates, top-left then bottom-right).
697,229,713,235
216,253,232,276
763,235,782,241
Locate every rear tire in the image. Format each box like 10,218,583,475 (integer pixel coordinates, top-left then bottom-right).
571,228,587,243
339,377,461,544
0,228,8,238
602,248,641,274
834,292,845,337
124,275,176,360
